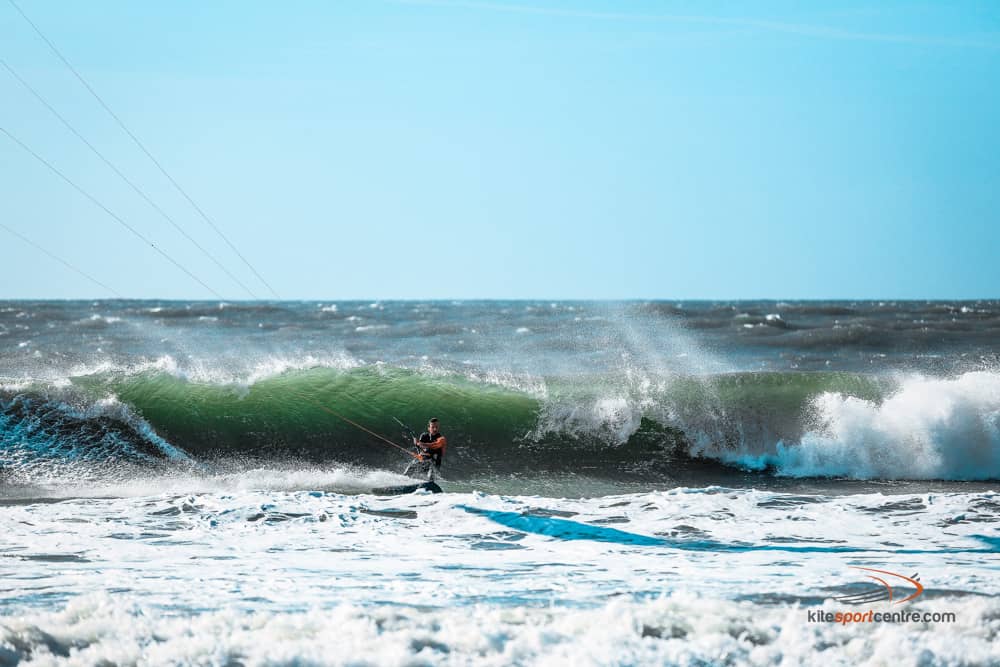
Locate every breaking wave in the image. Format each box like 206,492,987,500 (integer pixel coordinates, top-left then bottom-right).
1,359,999,482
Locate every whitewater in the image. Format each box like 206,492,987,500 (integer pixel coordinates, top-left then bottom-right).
2,300,999,665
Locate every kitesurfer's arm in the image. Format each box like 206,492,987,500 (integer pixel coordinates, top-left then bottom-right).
412,435,446,457
412,436,446,450
424,436,446,451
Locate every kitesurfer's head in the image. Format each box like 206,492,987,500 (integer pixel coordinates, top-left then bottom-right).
428,418,440,435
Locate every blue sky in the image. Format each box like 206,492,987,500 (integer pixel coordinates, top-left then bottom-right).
1,1,998,299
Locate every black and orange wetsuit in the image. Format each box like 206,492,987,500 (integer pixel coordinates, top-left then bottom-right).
416,431,447,469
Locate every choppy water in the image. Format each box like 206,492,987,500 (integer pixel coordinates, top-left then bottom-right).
2,300,999,665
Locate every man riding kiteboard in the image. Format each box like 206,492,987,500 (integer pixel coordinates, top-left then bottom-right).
403,417,447,481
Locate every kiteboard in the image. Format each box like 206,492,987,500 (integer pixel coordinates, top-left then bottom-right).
370,480,443,495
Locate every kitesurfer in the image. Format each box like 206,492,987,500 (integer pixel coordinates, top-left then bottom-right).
404,418,447,480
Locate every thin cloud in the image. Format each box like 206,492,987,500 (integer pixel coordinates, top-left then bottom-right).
395,0,1000,50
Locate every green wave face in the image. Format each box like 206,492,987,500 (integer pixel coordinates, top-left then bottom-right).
55,367,890,472
71,366,543,466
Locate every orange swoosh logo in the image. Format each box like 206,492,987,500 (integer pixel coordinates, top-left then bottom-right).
850,567,923,604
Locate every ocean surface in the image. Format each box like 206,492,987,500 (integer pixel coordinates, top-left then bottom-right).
1,299,999,665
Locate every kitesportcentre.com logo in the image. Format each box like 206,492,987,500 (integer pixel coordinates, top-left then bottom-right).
807,567,957,625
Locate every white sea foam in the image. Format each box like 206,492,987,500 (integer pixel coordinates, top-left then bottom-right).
2,465,413,499
727,371,1000,479
460,368,548,399
1,488,998,665
3,593,997,667
51,352,365,389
